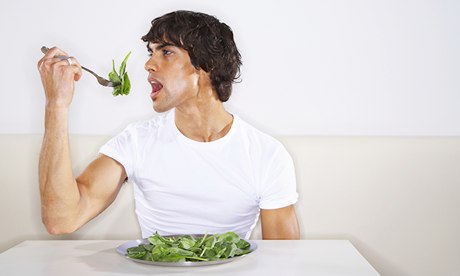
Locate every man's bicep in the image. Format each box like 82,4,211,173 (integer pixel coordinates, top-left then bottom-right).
260,204,300,240
76,154,127,216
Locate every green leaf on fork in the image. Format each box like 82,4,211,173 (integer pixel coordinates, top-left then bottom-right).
109,51,131,96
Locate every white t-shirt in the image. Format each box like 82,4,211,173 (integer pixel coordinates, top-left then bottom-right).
99,110,298,239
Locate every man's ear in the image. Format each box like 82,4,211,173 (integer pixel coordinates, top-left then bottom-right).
197,68,212,87
196,69,219,99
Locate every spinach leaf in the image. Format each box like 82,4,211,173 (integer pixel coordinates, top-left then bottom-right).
119,51,131,76
126,246,147,259
236,238,251,250
108,60,121,84
108,51,131,96
218,232,240,243
179,237,196,249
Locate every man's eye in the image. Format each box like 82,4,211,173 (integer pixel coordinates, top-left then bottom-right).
163,49,172,56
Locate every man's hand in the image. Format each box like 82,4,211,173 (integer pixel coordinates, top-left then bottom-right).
37,46,82,109
260,205,300,240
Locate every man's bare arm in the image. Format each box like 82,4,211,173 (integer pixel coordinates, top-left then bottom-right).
260,205,300,240
38,47,126,234
40,141,126,234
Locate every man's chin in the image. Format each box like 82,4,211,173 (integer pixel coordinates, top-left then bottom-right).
152,103,171,113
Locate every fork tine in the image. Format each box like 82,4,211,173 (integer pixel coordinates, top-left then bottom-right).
81,66,118,87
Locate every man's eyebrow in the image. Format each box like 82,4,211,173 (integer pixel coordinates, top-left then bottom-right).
157,42,175,50
147,42,175,52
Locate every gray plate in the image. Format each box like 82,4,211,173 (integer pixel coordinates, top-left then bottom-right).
116,235,257,267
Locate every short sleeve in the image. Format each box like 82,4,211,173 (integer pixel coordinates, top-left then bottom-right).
259,145,298,209
99,124,138,180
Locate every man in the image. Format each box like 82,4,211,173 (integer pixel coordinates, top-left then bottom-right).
37,10,299,240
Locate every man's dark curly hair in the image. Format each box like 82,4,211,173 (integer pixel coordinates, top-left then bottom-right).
141,10,242,102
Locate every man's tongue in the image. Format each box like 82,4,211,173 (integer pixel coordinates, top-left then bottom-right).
152,83,163,93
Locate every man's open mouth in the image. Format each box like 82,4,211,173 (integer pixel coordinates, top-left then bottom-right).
149,78,164,98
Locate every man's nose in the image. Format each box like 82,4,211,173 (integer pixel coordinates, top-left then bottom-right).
144,57,158,72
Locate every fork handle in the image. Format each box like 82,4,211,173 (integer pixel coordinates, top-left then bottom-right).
41,47,93,75
47,53,102,80
80,66,98,78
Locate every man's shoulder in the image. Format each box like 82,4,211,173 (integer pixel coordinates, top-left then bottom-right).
108,112,175,147
234,115,292,170
235,115,285,151
123,111,172,134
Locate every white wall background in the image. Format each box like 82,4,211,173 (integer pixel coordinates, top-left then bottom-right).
0,0,459,136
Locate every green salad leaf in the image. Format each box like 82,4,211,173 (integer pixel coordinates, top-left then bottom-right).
126,232,252,262
108,51,131,96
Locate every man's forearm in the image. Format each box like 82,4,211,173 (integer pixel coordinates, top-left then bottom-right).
39,107,81,234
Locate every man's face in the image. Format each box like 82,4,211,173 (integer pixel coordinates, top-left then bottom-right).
144,42,201,113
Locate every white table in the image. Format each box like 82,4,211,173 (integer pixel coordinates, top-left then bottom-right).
0,240,379,275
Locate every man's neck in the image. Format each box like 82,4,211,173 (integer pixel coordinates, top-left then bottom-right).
174,101,233,142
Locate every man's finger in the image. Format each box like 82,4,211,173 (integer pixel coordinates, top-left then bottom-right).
38,46,69,70
45,46,69,59
55,57,83,81
67,57,83,81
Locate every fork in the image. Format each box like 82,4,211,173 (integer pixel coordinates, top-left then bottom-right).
41,46,120,87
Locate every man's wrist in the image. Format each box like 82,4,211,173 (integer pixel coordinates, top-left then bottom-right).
44,104,70,131
45,102,70,112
